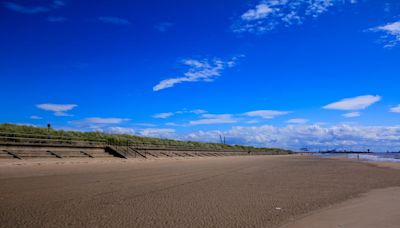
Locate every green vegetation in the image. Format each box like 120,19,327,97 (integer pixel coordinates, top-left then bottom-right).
0,123,291,153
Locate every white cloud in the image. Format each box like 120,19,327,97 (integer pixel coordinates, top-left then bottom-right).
3,1,64,14
153,56,241,91
69,117,131,132
233,0,357,34
97,17,130,25
189,114,237,125
54,112,74,117
390,105,400,113
30,115,42,120
155,22,173,32
84,117,130,124
70,125,176,138
342,112,361,118
306,0,335,17
175,109,208,115
244,110,290,119
323,95,381,111
107,127,135,135
286,118,309,124
168,109,289,126
371,21,400,48
152,109,207,119
139,128,176,138
36,103,77,116
241,3,273,21
153,112,174,119
181,124,400,152
190,109,207,114
36,103,76,112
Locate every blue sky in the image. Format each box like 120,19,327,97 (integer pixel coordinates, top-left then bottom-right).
1,0,400,151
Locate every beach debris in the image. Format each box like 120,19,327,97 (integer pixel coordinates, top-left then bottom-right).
275,207,282,210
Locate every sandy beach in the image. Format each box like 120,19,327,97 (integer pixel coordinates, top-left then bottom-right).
1,155,400,228
282,186,400,228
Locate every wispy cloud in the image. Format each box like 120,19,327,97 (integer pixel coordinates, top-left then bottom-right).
153,112,174,119
286,118,309,124
69,117,131,132
36,103,77,117
107,127,135,135
241,3,273,21
164,109,289,126
342,112,361,118
390,105,400,113
83,117,130,124
189,114,237,125
152,109,207,119
155,22,173,32
323,95,381,111
30,115,43,120
97,17,130,25
370,21,400,48
153,56,242,91
244,110,290,119
232,0,357,34
188,109,207,115
139,128,176,138
96,126,176,138
4,1,65,14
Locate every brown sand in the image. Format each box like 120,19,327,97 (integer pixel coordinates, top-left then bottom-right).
281,186,400,228
1,156,400,228
280,159,400,228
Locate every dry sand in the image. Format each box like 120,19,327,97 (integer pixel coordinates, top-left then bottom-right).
1,155,400,228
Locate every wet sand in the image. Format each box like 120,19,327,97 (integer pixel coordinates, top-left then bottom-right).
280,159,400,228
1,155,400,228
282,186,400,228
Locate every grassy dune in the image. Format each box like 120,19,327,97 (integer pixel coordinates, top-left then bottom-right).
0,124,291,153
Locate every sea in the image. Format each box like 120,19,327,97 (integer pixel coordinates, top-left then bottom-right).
314,153,400,163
